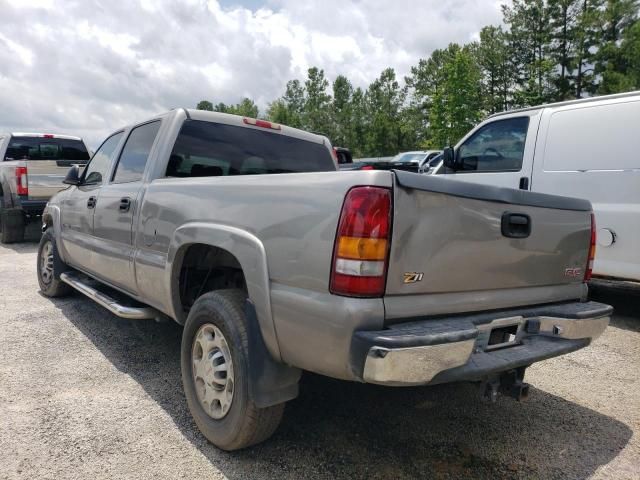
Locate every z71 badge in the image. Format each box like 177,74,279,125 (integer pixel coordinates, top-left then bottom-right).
403,272,424,284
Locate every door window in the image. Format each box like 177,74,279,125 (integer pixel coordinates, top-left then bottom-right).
83,132,123,185
112,121,161,184
457,117,529,172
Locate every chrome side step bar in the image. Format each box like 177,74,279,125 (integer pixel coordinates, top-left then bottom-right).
60,272,159,320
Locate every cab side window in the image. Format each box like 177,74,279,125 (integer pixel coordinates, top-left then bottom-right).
457,117,529,172
83,132,123,185
112,121,161,184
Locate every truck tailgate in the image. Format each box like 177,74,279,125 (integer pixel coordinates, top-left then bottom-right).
26,160,71,201
386,171,592,298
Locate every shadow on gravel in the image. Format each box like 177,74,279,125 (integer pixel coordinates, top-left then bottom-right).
50,296,632,480
590,286,640,333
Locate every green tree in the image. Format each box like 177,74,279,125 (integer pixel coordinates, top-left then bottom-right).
213,102,229,113
429,45,483,148
548,0,582,100
575,0,602,97
227,98,259,117
618,20,640,88
349,87,368,157
303,67,333,136
596,0,640,93
196,100,213,111
331,75,353,147
365,68,410,155
503,0,555,105
477,26,512,112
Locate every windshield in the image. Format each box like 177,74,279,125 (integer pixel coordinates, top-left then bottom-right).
391,152,426,163
5,137,89,161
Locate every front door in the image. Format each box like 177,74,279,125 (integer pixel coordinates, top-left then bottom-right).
92,121,161,293
60,132,124,272
443,113,539,190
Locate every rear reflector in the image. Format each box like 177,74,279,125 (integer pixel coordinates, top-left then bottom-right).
330,186,392,297
585,213,596,282
15,166,28,196
243,118,281,130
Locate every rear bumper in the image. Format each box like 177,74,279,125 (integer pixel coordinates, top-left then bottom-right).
14,198,47,214
351,301,611,386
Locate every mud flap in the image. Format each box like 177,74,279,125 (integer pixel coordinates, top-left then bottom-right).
245,299,301,408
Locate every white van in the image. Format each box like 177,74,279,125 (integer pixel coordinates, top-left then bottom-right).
437,91,640,282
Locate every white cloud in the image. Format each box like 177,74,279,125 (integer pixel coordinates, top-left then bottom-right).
0,0,503,147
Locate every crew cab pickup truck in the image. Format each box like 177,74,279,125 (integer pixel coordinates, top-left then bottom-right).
0,133,90,243
38,109,611,451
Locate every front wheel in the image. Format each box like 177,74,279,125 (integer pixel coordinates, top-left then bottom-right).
37,229,72,297
181,289,284,450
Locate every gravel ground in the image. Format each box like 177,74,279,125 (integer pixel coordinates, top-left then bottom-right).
0,231,638,479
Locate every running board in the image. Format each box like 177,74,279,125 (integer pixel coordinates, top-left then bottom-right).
60,272,159,320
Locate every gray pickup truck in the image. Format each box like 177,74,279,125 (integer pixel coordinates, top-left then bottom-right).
38,109,611,450
0,133,90,243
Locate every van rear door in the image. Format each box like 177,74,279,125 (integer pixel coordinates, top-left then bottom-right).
5,135,90,201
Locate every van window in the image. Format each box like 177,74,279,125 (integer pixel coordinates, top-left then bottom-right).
112,121,161,183
166,120,335,177
457,117,529,172
543,101,640,172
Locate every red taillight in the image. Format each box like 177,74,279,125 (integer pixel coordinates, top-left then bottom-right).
15,166,28,196
360,165,374,170
243,117,281,130
43,134,54,138
330,186,392,297
585,213,596,282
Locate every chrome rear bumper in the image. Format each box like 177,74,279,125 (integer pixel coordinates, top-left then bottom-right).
352,301,611,386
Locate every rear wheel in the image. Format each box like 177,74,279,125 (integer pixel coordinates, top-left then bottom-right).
0,208,25,244
181,289,284,450
37,229,72,297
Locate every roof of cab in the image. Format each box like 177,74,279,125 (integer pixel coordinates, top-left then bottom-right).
489,90,640,119
9,132,83,141
183,108,328,145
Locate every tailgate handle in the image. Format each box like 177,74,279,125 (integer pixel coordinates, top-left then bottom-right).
501,212,531,239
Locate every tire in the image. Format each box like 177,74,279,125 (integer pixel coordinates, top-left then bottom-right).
0,208,25,244
37,229,72,297
181,289,284,450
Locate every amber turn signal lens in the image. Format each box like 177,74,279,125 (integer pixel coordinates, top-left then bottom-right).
337,236,387,260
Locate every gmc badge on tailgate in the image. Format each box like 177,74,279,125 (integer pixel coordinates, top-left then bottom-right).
564,267,583,278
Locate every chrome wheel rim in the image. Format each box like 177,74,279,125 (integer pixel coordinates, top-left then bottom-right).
192,323,235,419
40,241,54,285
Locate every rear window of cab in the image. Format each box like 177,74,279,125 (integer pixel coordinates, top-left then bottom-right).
166,120,335,177
5,137,90,161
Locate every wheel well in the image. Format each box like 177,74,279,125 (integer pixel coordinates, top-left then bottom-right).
43,212,53,229
175,243,246,319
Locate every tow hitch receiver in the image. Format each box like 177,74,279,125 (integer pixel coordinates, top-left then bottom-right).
482,367,530,403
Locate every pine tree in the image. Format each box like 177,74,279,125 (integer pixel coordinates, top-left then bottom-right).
477,26,512,112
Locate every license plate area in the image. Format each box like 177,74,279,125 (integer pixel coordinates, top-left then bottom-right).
477,316,524,352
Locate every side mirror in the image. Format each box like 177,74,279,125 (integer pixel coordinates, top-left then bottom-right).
442,147,457,170
63,165,81,186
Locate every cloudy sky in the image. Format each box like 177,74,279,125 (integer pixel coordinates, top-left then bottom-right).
0,0,503,148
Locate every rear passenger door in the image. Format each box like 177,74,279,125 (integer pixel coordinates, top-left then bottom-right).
92,121,161,293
